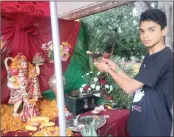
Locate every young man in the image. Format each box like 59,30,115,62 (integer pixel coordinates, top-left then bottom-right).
94,9,173,136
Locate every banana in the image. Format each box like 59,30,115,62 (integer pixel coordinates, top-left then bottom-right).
39,121,55,128
30,116,49,123
27,121,40,127
25,125,37,131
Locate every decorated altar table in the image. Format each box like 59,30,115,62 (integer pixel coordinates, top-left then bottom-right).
2,108,130,137
74,109,130,137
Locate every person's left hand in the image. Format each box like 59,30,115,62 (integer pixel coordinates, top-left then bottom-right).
94,62,111,72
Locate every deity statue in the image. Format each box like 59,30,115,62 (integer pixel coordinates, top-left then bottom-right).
4,53,44,121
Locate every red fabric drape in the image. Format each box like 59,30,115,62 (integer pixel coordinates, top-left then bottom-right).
1,11,80,104
1,1,50,16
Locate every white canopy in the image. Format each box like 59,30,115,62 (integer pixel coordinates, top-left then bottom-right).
57,2,96,17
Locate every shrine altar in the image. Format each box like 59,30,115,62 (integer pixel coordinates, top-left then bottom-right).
2,108,130,136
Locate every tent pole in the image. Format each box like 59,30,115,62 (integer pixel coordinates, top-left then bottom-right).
49,1,66,136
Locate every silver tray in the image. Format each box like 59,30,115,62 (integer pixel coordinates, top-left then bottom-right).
66,115,106,132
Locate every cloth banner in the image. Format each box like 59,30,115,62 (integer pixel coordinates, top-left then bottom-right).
64,23,90,94
1,11,80,104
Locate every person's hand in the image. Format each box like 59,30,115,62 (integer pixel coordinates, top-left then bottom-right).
94,61,111,73
102,58,118,71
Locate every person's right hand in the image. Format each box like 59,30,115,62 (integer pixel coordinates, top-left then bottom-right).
94,61,111,73
102,58,118,71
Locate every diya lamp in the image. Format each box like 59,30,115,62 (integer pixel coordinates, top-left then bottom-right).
86,51,103,59
86,41,115,60
103,52,112,59
86,51,112,62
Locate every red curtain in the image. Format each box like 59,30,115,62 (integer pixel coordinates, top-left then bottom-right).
1,1,50,16
1,11,80,104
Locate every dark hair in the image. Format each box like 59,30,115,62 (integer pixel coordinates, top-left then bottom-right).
140,9,167,30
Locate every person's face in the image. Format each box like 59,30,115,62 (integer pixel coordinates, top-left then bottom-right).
139,21,167,48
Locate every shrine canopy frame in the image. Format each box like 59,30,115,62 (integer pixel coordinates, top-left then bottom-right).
1,1,134,20
58,1,134,20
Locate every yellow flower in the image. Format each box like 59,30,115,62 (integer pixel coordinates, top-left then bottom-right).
49,44,54,51
62,53,70,61
62,42,71,48
42,41,71,61
60,44,63,53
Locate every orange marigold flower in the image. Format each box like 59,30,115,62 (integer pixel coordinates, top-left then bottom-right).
1,99,69,135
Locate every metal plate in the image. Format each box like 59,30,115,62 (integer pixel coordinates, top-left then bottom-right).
66,115,106,132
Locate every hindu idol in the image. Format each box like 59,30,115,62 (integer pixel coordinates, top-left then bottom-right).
4,53,44,121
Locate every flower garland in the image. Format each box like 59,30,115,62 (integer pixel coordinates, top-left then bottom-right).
60,42,71,61
41,41,71,62
1,99,70,135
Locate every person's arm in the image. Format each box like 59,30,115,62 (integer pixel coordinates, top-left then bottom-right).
114,65,131,80
102,58,131,80
107,68,144,94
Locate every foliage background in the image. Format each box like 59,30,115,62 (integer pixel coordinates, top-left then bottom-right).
81,3,147,61
105,56,135,108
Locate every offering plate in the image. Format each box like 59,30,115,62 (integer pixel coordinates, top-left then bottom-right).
66,115,106,132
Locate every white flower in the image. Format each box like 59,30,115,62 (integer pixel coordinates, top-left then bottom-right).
79,87,83,93
41,43,47,50
94,93,101,97
141,56,145,59
105,85,109,89
91,84,95,89
88,88,91,91
93,77,98,82
97,71,100,76
82,84,86,87
95,85,101,91
108,85,113,93
90,71,93,73
86,73,89,75
81,76,84,78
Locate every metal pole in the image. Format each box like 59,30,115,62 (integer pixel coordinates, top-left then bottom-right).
49,1,66,136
